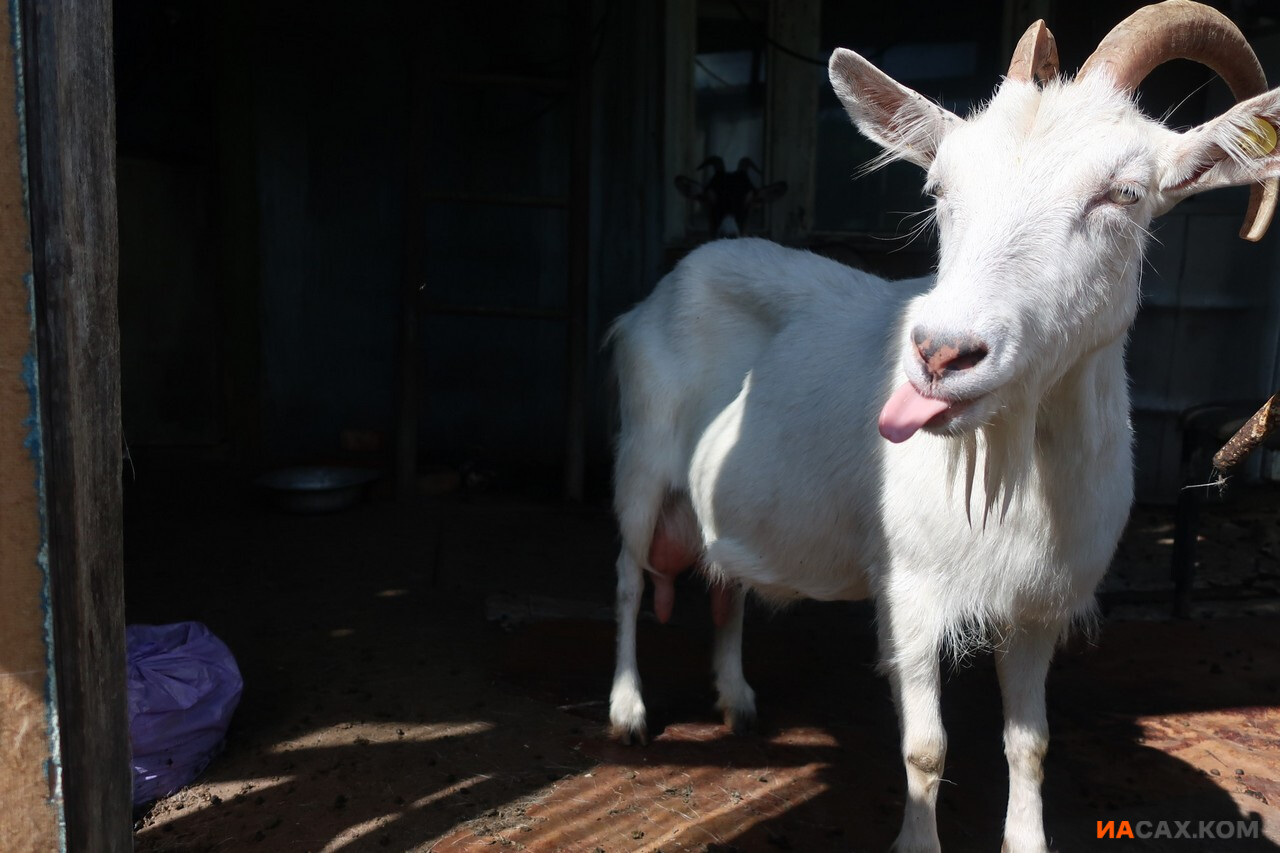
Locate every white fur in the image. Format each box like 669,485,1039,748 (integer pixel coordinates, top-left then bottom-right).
608,43,1280,853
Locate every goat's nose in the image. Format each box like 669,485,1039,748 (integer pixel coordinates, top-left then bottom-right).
911,326,989,380
716,216,741,239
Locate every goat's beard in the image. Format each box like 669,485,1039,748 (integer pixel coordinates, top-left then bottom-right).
943,394,1036,526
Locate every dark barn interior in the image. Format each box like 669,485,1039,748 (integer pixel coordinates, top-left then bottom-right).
113,0,1280,850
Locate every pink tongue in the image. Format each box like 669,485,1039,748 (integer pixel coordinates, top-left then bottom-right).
879,382,950,443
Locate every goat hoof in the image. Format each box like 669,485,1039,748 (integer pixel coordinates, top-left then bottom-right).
1000,840,1052,853
889,832,941,853
609,681,648,745
716,681,757,735
723,705,758,736
609,718,648,746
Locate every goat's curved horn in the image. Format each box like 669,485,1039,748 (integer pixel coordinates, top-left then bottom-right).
1078,0,1275,240
696,155,725,175
737,157,763,177
1007,20,1059,84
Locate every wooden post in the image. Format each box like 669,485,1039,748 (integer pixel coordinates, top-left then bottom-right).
214,0,264,471
663,0,697,244
766,0,820,242
564,0,592,502
396,28,425,501
0,2,64,848
21,0,131,850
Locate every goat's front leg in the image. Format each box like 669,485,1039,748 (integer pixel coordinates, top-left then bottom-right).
711,583,756,733
881,607,946,853
609,550,648,744
995,621,1061,853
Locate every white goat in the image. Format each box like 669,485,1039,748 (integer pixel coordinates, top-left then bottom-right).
607,3,1280,851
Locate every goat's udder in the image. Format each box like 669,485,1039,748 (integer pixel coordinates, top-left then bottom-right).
647,568,735,628
651,573,677,624
648,508,734,627
648,516,698,624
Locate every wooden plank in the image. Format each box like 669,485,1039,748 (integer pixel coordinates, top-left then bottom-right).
396,25,427,500
663,0,697,244
766,0,820,242
213,0,264,467
564,0,592,502
0,2,63,849
590,0,667,496
20,0,131,850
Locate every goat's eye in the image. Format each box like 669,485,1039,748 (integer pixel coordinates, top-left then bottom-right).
924,184,944,200
1105,184,1141,206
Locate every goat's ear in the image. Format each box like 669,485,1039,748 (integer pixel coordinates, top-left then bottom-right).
674,175,704,201
829,48,960,169
1156,89,1280,212
752,181,788,204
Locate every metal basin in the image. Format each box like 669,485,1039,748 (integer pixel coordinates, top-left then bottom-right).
255,466,379,513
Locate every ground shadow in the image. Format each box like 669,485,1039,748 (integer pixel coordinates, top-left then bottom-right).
124,459,607,852
123,458,1280,852
510,600,1280,852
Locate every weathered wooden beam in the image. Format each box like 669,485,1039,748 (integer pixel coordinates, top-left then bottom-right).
662,0,697,244
21,0,131,849
564,0,592,502
0,3,63,849
766,0,820,242
213,0,264,470
396,23,426,501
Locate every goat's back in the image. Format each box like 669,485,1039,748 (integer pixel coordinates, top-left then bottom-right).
609,239,920,570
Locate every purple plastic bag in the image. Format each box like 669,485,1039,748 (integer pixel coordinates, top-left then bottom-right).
127,622,243,805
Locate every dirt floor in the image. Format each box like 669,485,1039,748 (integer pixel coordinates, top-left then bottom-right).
125,459,1280,852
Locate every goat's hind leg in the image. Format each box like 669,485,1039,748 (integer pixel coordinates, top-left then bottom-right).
609,491,694,743
711,583,756,734
996,621,1061,853
609,548,648,744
